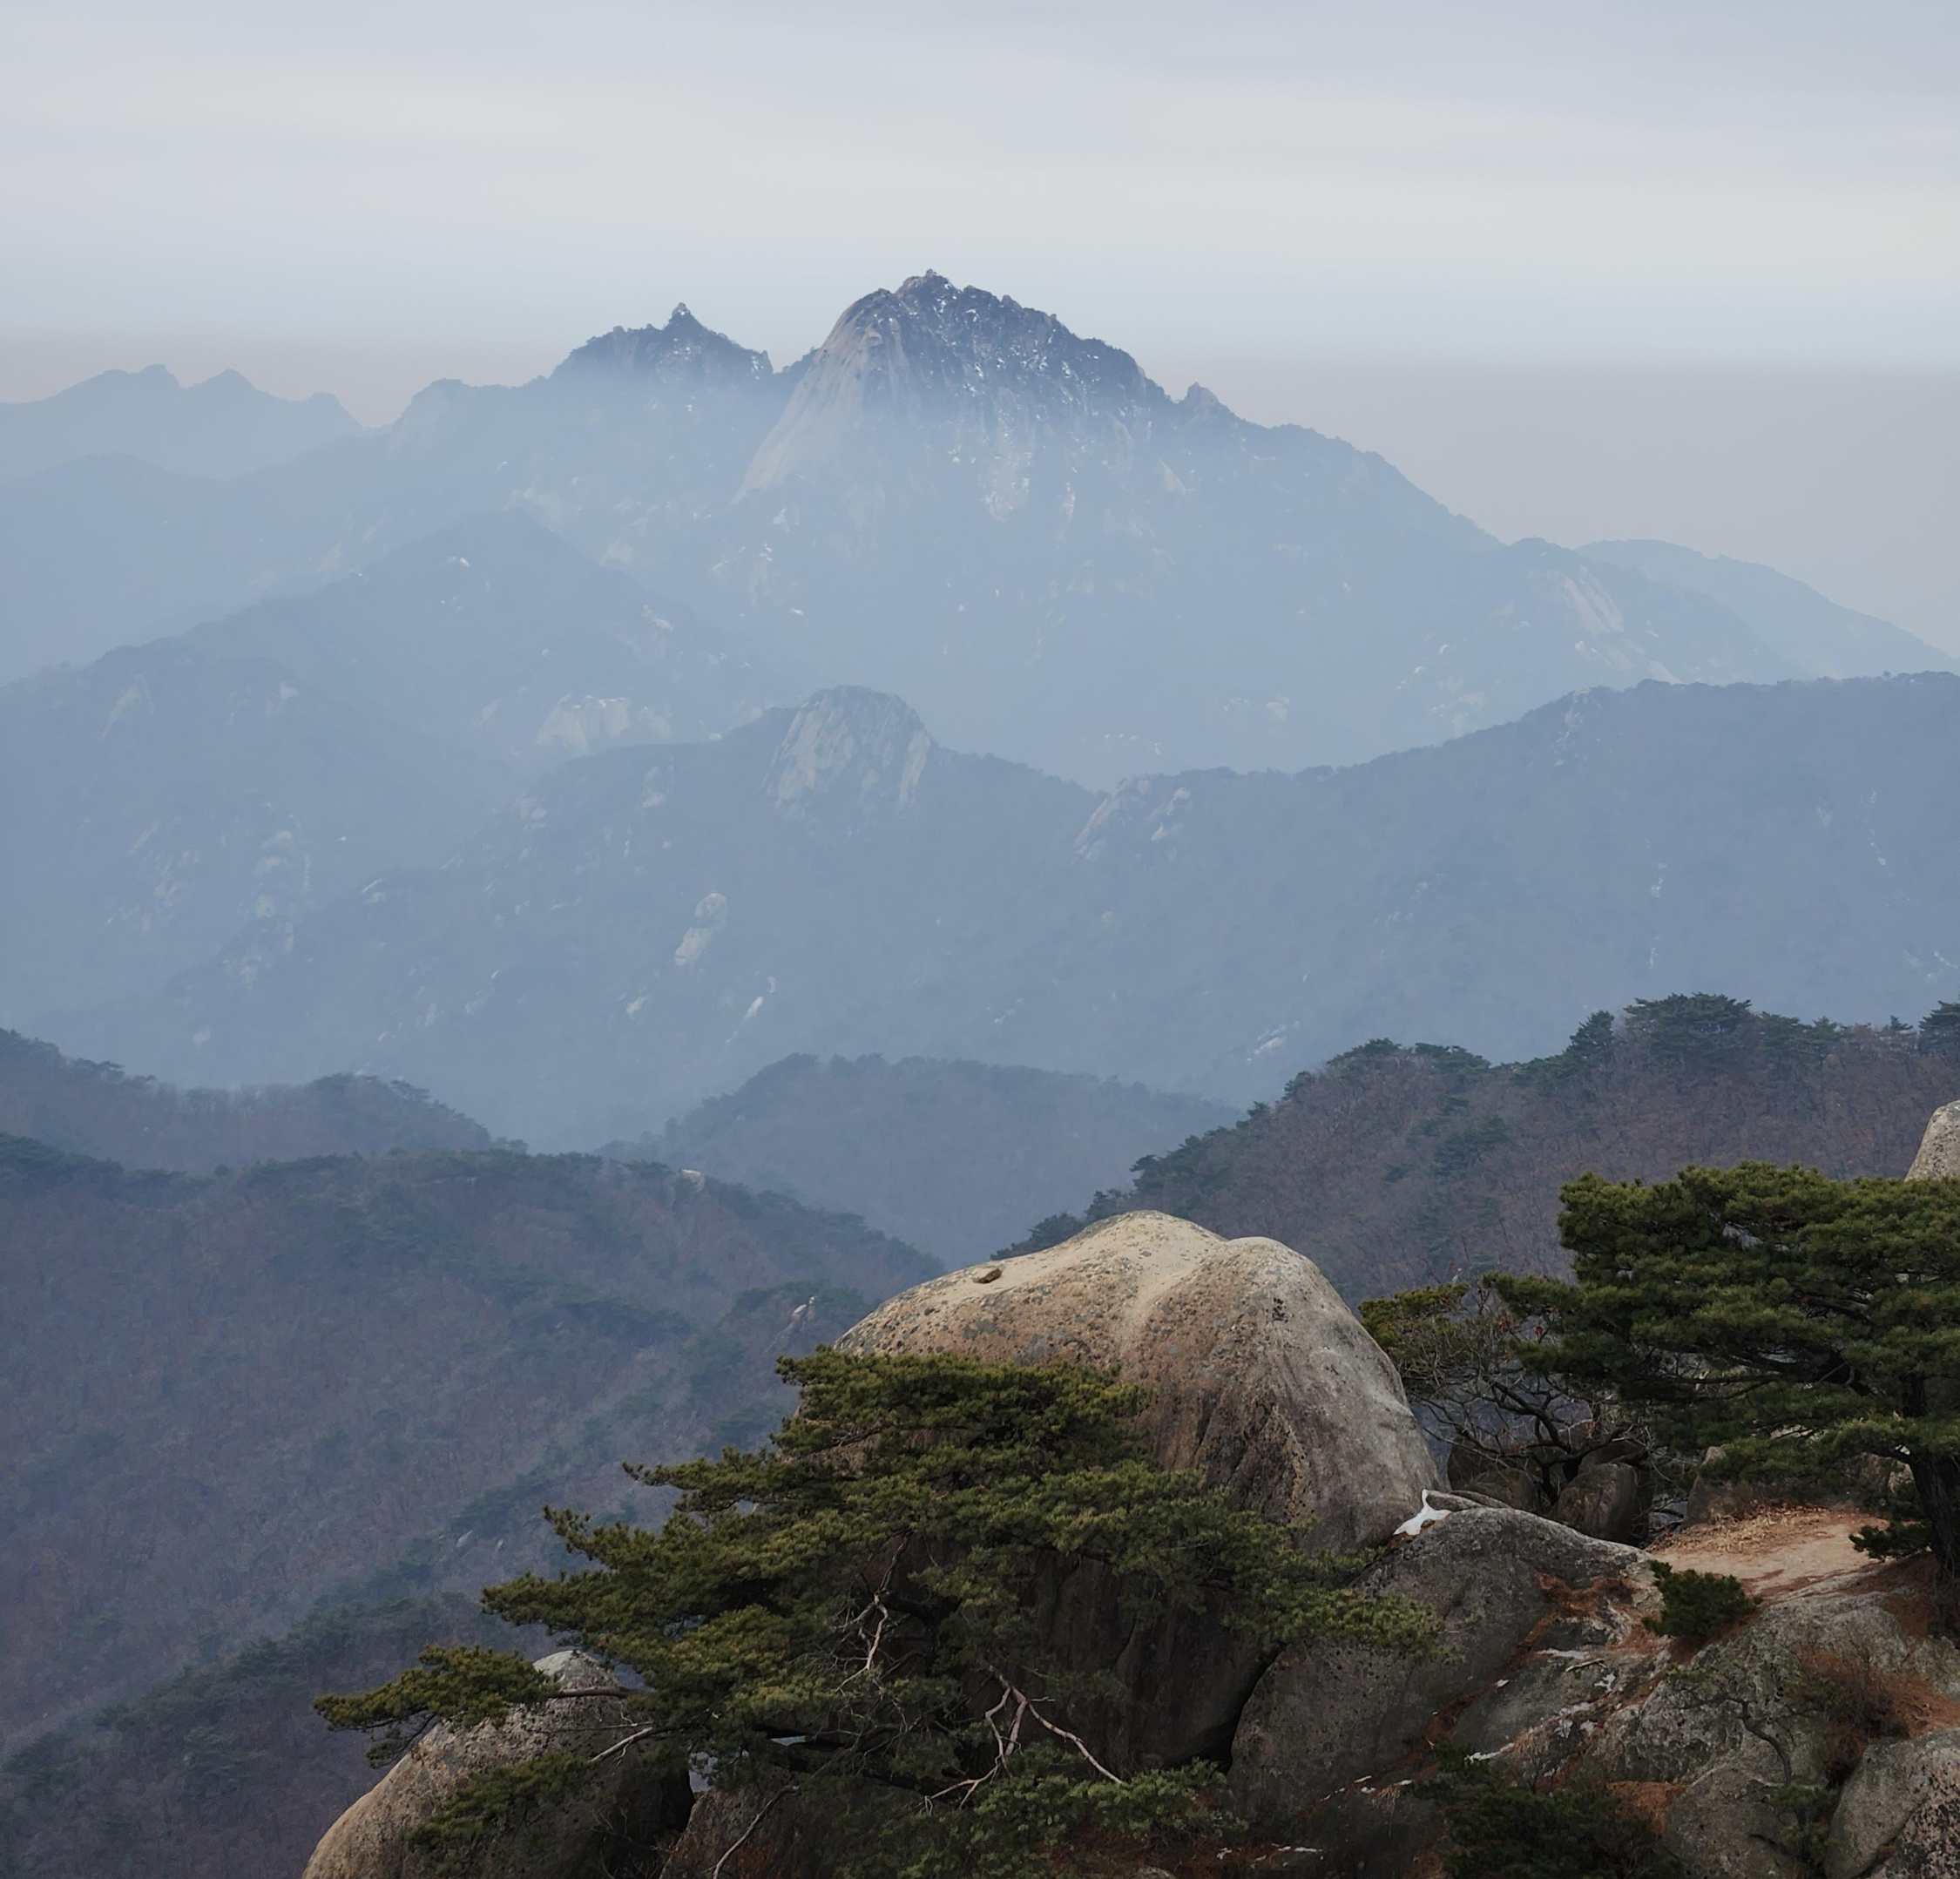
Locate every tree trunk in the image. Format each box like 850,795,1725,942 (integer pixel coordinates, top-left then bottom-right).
1909,1450,1960,1630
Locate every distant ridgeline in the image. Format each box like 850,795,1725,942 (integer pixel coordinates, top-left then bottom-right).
0,1027,496,1171
1006,994,1960,1300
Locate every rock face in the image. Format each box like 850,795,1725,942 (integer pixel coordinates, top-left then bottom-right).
1583,1573,1960,1879
1229,1508,1658,1833
1909,1100,1960,1179
1552,1459,1646,1542
1230,1498,1960,1879
1828,1731,1960,1879
837,1212,1439,1770
300,1650,689,1879
836,1211,1439,1548
659,1781,910,1879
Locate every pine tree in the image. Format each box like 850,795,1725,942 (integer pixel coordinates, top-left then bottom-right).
317,1349,1432,1877
1511,1164,1960,1619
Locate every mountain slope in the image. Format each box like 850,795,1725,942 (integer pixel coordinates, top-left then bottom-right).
1012,997,1960,1301
0,1596,512,1879
0,365,362,484
180,510,796,774
0,280,1855,778
0,1134,931,1745
0,309,794,684
614,1053,1236,1263
0,1028,495,1170
688,272,1794,779
0,640,510,1028
64,673,1960,1139
1582,537,1957,679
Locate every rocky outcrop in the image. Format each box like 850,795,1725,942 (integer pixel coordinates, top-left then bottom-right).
1909,1100,1960,1179
1229,1507,1659,1833
1828,1731,1960,1879
1581,1571,1960,1879
300,1651,688,1879
1226,1482,1960,1879
837,1212,1439,1770
1552,1458,1646,1541
659,1781,914,1879
837,1211,1438,1547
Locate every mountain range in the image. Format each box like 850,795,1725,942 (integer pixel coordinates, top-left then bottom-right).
53,671,1960,1142
0,364,362,485
10,270,1960,1879
3,275,1947,775
7,994,1957,1878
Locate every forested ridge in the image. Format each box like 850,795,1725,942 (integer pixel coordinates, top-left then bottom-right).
0,1135,931,1751
1015,995,1960,1297
0,1026,496,1171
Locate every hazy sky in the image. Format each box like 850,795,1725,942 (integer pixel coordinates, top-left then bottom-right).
3,0,1957,639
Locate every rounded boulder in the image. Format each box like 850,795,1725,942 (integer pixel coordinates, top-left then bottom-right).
836,1211,1437,1551
301,1650,689,1879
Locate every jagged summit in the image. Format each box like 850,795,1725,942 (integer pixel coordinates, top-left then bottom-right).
555,303,774,385
740,272,1171,497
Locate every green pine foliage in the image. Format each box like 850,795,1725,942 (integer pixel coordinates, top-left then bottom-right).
404,1752,594,1875
319,1349,1434,1876
1644,1562,1758,1646
1919,1002,1960,1057
1520,1162,1960,1612
1432,1750,1681,1879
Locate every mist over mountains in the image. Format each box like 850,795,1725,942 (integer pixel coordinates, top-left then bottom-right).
52,673,1960,1144
7,270,1954,1149
618,1053,1235,1265
7,267,1960,1876
4,275,1944,776
0,364,362,484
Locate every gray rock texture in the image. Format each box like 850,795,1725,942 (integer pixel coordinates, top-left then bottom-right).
1582,1578,1960,1879
1229,1506,1656,1834
1871,1758,1960,1876
658,1782,901,1879
1909,1101,1960,1180
300,1650,688,1879
1553,1459,1646,1542
1829,1731,1960,1879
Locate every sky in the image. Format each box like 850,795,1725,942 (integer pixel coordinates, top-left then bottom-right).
3,0,1957,640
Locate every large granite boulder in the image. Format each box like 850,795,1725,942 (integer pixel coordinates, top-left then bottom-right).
301,1650,689,1879
1229,1506,1658,1835
1828,1730,1960,1879
1909,1101,1960,1180
836,1211,1438,1548
835,1212,1438,1771
659,1781,911,1879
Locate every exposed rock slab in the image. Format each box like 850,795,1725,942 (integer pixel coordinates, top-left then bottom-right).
301,1650,687,1879
1229,1506,1656,1835
836,1211,1438,1548
1830,1730,1960,1879
1909,1101,1960,1180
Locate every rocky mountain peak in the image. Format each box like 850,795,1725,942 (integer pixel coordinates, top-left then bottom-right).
739,274,1167,497
554,304,774,387
762,687,933,815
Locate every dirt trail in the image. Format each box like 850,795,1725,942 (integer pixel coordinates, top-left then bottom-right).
1652,1504,1876,1597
